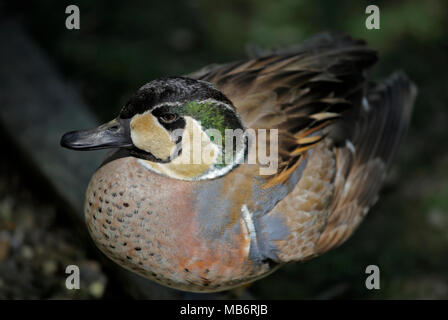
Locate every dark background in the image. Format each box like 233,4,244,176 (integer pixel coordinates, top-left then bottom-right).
0,0,447,299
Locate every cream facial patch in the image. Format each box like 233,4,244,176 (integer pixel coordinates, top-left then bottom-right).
137,117,219,180
130,112,176,160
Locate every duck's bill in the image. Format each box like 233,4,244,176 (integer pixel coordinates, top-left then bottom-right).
60,118,133,151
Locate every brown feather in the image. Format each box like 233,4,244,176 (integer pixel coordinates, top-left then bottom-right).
315,72,417,254
188,33,378,188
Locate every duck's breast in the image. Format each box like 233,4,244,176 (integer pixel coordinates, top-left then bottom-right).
84,156,273,292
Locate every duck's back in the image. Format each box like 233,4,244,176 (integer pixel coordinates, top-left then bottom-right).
190,33,417,262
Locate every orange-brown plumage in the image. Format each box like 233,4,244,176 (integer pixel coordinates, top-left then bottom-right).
61,33,417,292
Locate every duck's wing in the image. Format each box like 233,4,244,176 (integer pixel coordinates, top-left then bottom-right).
188,33,378,187
314,72,417,255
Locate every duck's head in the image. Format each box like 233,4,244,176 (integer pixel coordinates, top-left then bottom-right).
61,77,246,181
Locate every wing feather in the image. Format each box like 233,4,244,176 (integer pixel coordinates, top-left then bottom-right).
315,72,417,254
188,33,378,187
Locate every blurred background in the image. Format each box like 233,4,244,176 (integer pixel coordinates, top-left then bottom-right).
0,0,447,299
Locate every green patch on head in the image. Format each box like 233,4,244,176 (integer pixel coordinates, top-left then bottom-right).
181,101,227,138
171,100,245,168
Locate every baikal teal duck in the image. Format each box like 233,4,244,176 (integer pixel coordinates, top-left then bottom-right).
61,33,417,292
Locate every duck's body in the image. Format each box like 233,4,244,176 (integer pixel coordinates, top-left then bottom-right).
85,138,334,291
62,33,417,292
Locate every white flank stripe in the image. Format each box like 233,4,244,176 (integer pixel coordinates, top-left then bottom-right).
241,204,257,256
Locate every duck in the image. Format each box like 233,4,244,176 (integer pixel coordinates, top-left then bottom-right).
60,33,417,292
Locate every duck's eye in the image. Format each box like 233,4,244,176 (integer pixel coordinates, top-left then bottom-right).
158,113,178,124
